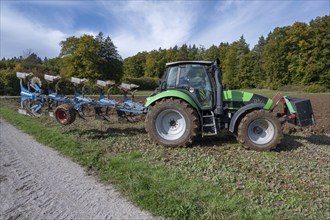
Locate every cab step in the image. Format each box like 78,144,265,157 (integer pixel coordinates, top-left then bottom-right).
202,111,217,136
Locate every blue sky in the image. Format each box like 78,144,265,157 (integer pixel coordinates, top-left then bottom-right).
1,0,329,59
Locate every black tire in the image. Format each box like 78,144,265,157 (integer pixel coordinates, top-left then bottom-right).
237,110,282,151
54,104,76,125
145,98,199,147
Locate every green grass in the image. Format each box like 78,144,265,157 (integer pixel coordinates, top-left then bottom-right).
1,98,329,219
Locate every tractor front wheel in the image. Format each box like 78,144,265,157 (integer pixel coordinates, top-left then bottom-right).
237,110,282,151
54,104,76,125
145,98,199,147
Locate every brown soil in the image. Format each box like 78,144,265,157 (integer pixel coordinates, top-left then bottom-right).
6,93,330,135
132,95,330,135
281,95,330,135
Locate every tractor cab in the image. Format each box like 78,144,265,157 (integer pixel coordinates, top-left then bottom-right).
159,61,214,110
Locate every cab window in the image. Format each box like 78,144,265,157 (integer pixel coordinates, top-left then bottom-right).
166,66,178,89
166,64,213,108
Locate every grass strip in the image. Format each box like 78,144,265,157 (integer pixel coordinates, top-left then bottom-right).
0,105,251,219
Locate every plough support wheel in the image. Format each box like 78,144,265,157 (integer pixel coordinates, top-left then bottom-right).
54,104,76,125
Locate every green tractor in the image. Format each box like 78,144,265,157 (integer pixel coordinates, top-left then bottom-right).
145,59,315,151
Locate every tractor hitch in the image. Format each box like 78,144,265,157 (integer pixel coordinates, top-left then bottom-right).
272,95,316,127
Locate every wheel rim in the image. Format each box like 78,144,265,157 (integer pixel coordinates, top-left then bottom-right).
155,109,186,141
56,109,68,123
247,119,275,145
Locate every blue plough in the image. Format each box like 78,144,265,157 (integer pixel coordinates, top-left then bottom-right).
16,72,148,125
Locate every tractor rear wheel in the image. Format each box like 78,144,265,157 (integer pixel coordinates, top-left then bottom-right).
237,110,282,151
54,104,76,125
145,98,199,147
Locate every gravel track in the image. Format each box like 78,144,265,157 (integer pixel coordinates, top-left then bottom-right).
0,120,156,220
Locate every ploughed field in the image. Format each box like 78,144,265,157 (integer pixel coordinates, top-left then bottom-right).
2,93,329,137
5,93,328,135
131,94,330,136
280,95,330,135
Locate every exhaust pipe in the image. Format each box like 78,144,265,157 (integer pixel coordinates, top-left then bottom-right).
214,58,224,115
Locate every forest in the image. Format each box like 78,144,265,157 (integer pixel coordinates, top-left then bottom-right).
1,15,329,95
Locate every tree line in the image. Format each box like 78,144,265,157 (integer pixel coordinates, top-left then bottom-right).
1,15,329,95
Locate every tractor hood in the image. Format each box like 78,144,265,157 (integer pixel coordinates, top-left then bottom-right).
145,90,273,111
223,90,273,110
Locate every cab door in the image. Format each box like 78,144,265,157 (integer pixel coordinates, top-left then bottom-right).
165,64,214,109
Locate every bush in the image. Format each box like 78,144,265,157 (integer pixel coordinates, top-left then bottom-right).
304,84,328,93
123,77,160,90
0,69,20,95
49,78,75,95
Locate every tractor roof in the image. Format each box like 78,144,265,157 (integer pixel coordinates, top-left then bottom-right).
166,61,213,67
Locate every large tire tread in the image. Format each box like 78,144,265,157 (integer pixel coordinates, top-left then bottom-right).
145,98,199,147
237,110,283,151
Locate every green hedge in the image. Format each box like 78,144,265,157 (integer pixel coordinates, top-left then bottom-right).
123,77,160,90
304,84,328,93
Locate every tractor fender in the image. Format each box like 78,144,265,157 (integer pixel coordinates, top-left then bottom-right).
145,90,199,110
229,103,265,133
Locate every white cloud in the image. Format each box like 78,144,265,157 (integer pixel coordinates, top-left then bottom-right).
190,1,329,49
0,2,102,59
101,1,199,58
1,4,67,58
1,1,328,59
188,1,281,48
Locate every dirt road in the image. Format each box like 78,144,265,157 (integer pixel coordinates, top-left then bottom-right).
0,120,156,220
